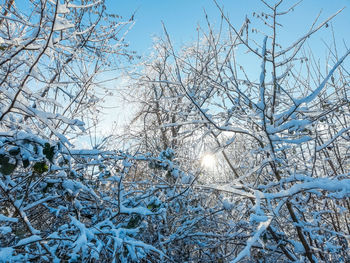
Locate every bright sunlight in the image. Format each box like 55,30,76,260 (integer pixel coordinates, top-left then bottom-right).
200,153,217,170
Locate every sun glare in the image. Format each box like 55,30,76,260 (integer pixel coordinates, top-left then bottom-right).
200,153,217,169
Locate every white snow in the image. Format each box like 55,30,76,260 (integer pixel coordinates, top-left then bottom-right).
0,247,13,261
17,235,42,246
0,214,18,223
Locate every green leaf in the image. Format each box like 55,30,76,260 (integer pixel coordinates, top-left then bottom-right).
0,154,9,165
42,182,55,193
0,162,17,175
9,147,20,156
147,202,160,212
43,143,55,162
0,154,17,175
126,215,142,229
22,159,30,168
33,161,49,174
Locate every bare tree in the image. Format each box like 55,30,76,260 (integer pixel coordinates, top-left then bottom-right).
0,0,132,141
125,0,350,261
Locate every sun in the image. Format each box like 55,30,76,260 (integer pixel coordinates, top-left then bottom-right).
200,153,217,169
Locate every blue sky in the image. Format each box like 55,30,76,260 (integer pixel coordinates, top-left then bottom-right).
90,0,350,148
108,0,350,57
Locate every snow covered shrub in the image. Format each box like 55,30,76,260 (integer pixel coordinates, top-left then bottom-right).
2,0,350,262
0,0,171,261
0,137,241,262
124,1,350,262
0,132,167,261
0,0,235,261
